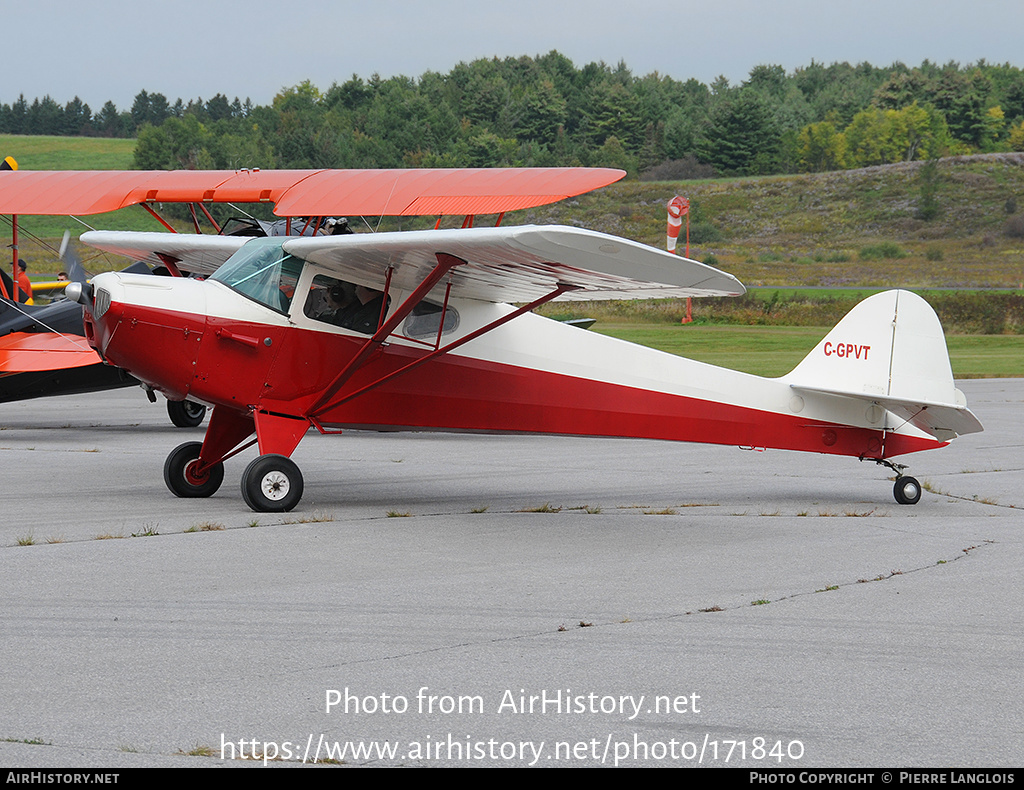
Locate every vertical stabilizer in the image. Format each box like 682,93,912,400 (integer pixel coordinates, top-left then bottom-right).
784,290,981,440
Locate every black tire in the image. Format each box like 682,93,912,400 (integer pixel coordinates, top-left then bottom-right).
893,476,922,505
241,454,304,513
163,441,224,498
167,399,207,428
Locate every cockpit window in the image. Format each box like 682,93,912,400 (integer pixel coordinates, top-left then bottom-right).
211,238,304,314
403,299,459,339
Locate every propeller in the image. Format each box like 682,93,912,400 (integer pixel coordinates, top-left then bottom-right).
60,230,93,314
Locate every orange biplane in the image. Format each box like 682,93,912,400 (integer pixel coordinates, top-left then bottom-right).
1,167,983,511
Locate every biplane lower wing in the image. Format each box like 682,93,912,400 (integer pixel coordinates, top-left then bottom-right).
0,331,100,372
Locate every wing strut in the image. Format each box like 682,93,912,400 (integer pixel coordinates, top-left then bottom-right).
307,252,467,414
308,279,580,423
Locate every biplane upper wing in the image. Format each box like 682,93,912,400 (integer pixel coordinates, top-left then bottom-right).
0,168,625,217
79,231,250,276
282,224,745,302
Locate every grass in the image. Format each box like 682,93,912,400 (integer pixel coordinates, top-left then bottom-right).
519,503,562,513
588,323,1024,378
16,534,35,546
184,521,225,533
178,744,216,758
1,133,136,170
283,511,335,523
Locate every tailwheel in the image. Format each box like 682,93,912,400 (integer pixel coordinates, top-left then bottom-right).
164,441,224,498
241,454,304,513
893,476,922,506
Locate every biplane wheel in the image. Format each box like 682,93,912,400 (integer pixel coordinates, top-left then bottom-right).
241,454,304,513
164,441,224,498
893,476,922,505
166,399,207,428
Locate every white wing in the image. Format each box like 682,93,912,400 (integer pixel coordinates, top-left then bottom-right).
283,225,745,303
80,231,250,276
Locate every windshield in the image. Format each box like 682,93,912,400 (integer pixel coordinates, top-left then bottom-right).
211,238,304,314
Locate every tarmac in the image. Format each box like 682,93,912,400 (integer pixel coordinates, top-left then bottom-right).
0,380,1021,768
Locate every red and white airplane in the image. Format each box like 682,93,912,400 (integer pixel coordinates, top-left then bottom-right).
9,167,982,511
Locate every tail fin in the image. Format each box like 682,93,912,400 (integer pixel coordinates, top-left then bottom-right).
784,290,982,441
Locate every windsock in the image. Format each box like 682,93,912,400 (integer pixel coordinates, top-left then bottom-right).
666,195,688,252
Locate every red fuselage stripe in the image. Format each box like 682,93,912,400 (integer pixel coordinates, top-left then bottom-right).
93,302,944,460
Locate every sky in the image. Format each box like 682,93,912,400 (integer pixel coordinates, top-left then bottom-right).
4,0,1023,110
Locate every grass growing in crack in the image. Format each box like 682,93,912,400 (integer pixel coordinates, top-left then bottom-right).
643,507,677,515
130,525,159,538
699,605,724,612
185,521,225,533
2,737,48,746
751,599,771,606
519,503,562,513
470,505,489,514
178,744,216,757
283,511,336,524
45,535,65,544
94,532,125,540
815,585,840,592
247,519,260,528
16,534,35,546
386,510,411,518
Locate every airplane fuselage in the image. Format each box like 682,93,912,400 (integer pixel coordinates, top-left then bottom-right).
84,270,943,461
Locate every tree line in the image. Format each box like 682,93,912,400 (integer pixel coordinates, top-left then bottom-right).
2,53,1023,177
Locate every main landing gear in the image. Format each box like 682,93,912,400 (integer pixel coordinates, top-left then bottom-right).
164,441,225,498
240,454,304,513
163,442,304,513
864,457,922,505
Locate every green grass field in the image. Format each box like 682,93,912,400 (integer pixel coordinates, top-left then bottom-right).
594,323,1024,379
0,134,136,170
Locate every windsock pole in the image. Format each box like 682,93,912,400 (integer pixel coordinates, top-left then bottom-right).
667,196,692,324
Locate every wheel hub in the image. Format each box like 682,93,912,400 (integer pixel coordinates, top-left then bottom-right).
260,471,290,501
184,460,210,486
